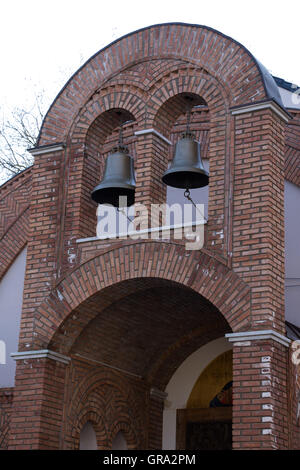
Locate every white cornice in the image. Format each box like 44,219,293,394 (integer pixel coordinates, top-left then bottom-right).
231,100,290,123
28,144,65,156
134,128,172,145
150,387,168,401
76,219,206,243
11,349,71,365
225,330,291,348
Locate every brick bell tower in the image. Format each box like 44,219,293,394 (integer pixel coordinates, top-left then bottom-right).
3,23,298,450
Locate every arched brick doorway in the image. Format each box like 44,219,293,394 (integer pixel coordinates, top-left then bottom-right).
56,277,232,449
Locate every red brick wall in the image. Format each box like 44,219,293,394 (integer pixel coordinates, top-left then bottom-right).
233,340,289,449
232,109,286,334
8,357,67,450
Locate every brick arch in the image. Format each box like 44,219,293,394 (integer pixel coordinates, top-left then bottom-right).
109,422,138,450
70,85,146,144
151,70,227,135
72,409,106,450
38,23,273,146
69,64,227,145
27,241,250,352
60,86,146,245
65,368,145,449
62,66,231,256
148,68,231,261
147,324,231,390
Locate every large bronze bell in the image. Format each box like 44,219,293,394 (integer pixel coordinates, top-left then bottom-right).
162,132,209,189
91,146,136,207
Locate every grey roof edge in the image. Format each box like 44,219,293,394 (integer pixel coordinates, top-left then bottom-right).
37,22,287,145
256,60,285,109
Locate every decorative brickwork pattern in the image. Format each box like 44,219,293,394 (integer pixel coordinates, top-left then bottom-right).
284,111,300,187
0,168,32,279
63,360,147,449
0,389,13,450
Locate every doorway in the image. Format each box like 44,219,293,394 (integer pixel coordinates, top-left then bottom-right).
176,407,232,450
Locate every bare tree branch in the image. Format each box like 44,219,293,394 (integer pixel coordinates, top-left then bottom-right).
0,92,46,183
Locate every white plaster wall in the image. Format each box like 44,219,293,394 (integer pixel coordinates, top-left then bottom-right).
162,337,232,450
0,247,27,387
285,181,300,327
278,87,300,110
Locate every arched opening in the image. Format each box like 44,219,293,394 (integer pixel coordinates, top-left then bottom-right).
112,431,128,450
50,272,235,449
285,180,300,327
155,93,210,224
163,337,232,450
82,108,137,239
79,421,98,450
183,349,232,450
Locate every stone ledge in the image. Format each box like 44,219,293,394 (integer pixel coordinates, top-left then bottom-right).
11,349,71,365
225,330,291,348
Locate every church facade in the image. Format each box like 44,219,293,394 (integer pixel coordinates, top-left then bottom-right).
1,23,300,450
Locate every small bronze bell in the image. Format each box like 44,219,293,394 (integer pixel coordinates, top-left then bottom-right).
162,132,209,189
91,145,136,207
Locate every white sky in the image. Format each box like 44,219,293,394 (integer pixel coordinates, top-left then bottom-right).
0,0,299,113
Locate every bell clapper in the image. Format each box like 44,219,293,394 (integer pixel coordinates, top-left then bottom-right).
117,206,132,223
184,188,207,223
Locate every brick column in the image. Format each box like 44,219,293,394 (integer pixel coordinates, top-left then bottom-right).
21,144,65,351
8,350,70,450
231,102,288,333
227,330,290,449
134,129,171,209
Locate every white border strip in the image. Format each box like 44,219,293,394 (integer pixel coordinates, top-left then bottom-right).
150,387,168,401
28,144,65,156
134,128,172,145
11,349,71,365
225,330,291,348
76,219,206,243
231,101,290,123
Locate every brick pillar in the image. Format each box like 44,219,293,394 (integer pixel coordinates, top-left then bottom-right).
8,351,70,450
231,104,287,333
227,331,290,449
134,129,171,210
21,144,65,351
